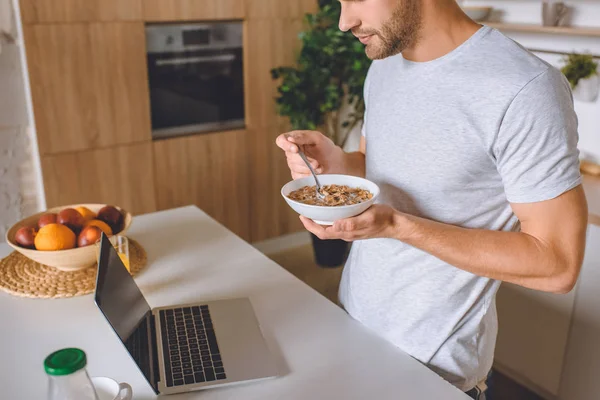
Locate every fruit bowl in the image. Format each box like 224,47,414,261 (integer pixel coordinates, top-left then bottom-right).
5,204,132,272
281,175,380,225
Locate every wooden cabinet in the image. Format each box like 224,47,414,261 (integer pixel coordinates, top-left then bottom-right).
143,0,244,21
243,16,310,241
153,130,251,241
244,0,318,19
248,123,303,242
20,0,314,242
558,224,600,400
244,18,304,129
19,0,143,23
494,281,577,397
24,22,151,155
494,224,600,399
41,142,157,215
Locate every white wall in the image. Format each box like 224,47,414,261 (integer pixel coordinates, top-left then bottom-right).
463,0,600,162
0,0,44,239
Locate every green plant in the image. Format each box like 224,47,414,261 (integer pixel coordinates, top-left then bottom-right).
560,53,598,89
270,0,372,147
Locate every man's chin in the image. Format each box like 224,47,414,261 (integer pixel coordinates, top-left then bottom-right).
362,37,390,60
365,44,386,60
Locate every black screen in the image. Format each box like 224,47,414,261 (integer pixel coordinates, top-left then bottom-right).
183,29,210,45
95,234,159,393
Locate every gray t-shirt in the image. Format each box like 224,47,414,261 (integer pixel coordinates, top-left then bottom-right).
338,25,581,391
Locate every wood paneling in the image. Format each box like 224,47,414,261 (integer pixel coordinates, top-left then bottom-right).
143,0,244,22
41,143,157,215
244,18,304,129
495,282,577,396
245,0,318,19
153,130,251,241
19,0,143,23
22,0,316,242
249,123,304,242
243,16,310,240
24,22,151,155
559,225,600,400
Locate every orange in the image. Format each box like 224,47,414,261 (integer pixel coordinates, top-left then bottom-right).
34,223,76,251
75,206,96,223
84,219,113,236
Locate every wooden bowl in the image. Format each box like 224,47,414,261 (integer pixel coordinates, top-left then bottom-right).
5,204,132,272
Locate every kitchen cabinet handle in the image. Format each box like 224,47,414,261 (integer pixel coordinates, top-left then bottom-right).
155,54,236,66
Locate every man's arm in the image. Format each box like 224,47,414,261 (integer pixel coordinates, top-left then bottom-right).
301,67,587,294
394,185,588,293
303,184,588,294
339,136,367,178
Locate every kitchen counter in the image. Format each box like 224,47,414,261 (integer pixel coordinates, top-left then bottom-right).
0,206,468,399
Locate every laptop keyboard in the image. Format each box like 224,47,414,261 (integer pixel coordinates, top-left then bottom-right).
160,305,227,387
124,313,152,382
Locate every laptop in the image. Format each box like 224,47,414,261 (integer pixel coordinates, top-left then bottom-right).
94,234,279,395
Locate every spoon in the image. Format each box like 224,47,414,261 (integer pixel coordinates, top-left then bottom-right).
297,149,326,201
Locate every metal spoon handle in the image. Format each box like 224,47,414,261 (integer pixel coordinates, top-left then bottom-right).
298,150,325,197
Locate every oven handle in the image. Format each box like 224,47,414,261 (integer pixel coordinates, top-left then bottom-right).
155,54,236,66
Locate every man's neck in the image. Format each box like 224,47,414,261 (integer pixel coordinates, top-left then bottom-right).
401,0,482,63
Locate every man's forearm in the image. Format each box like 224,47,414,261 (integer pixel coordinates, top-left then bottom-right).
339,151,366,177
393,212,578,293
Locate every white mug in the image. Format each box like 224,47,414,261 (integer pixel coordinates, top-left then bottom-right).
91,377,133,400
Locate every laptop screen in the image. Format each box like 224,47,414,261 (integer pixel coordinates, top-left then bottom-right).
94,234,159,393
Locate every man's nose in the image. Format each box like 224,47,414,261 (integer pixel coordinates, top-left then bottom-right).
338,3,360,32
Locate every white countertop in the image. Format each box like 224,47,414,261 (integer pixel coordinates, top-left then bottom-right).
0,206,468,399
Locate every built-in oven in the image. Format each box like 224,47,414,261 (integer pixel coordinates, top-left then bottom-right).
145,22,245,140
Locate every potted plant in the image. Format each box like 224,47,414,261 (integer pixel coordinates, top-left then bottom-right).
561,53,599,102
271,0,371,267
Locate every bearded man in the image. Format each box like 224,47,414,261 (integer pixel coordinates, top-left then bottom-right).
276,1,588,398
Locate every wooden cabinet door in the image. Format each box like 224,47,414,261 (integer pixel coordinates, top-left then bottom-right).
153,130,251,241
244,18,308,241
243,18,310,241
558,224,600,399
244,18,305,129
24,22,151,155
19,0,143,24
248,123,303,242
143,0,244,21
245,0,317,19
41,143,157,215
494,276,578,396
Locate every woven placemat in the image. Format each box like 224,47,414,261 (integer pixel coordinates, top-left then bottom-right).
0,238,147,299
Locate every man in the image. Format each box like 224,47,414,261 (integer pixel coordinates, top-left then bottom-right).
276,0,588,398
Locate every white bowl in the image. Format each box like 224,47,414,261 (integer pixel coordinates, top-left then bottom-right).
281,175,380,225
462,6,492,21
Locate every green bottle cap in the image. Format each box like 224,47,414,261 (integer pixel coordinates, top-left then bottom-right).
44,348,87,376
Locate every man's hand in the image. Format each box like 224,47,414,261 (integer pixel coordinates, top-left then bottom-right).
300,204,399,242
275,130,344,180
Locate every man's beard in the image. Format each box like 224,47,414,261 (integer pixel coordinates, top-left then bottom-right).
356,0,422,60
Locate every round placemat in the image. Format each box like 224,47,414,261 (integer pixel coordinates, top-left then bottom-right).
0,238,147,299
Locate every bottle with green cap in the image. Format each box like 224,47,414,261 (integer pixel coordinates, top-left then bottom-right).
44,348,99,400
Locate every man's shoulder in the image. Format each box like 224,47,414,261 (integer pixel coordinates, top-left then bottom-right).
474,27,554,88
479,29,573,108
364,26,568,103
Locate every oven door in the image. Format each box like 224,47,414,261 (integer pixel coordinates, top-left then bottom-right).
147,47,245,139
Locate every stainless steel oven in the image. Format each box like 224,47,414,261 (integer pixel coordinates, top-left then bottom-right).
145,22,245,139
